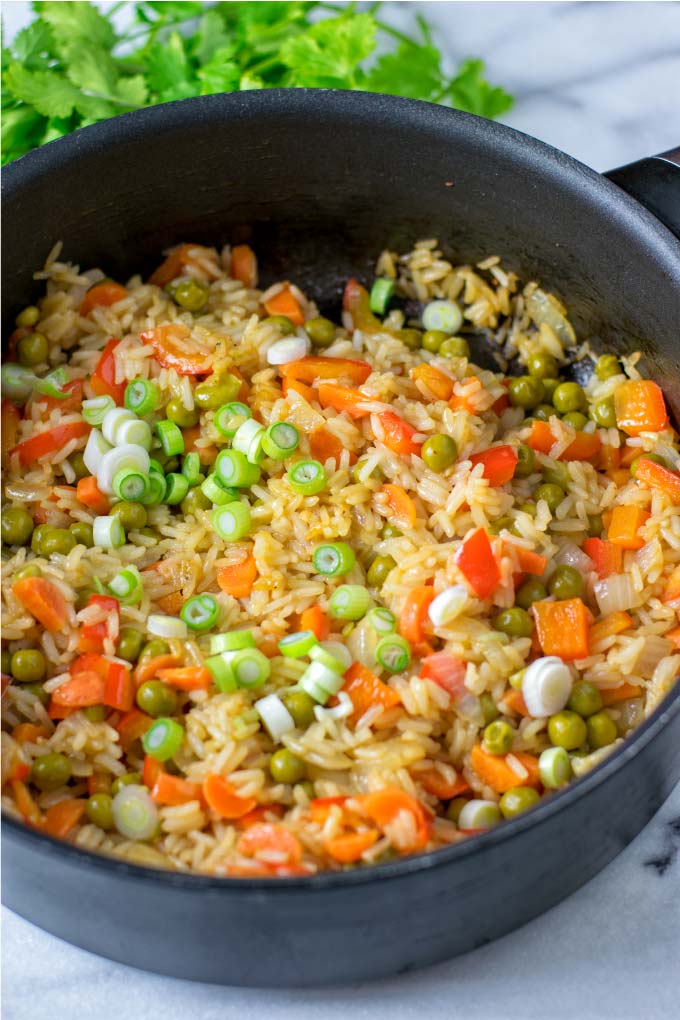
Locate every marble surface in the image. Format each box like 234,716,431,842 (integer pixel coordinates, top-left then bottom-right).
3,2,680,1018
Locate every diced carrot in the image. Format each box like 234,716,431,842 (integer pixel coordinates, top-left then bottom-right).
300,604,329,641
665,625,680,650
142,754,164,790
11,780,42,826
237,822,303,864
614,380,669,436
309,426,354,466
309,796,348,824
157,666,212,691
420,653,467,698
317,382,372,419
469,445,518,486
620,444,641,468
598,442,621,473
51,669,107,708
134,653,182,686
140,323,213,376
230,244,257,288
399,586,435,643
88,773,112,795
11,723,49,744
588,611,634,647
203,773,257,819
470,745,541,793
415,768,470,800
103,662,134,712
342,662,401,723
182,423,217,466
375,411,422,456
90,338,126,404
76,475,110,515
380,483,417,529
533,598,590,660
235,804,285,829
455,528,501,600
152,772,204,807
282,377,315,402
599,682,643,706
43,799,87,839
1,399,21,467
607,505,650,550
217,553,258,599
48,702,75,720
280,356,372,386
410,363,454,402
263,285,304,326
607,468,632,487
634,458,680,503
357,787,429,852
561,431,602,461
156,591,184,615
116,708,153,749
10,421,90,466
325,830,378,863
79,282,128,317
583,537,624,579
12,576,69,633
526,420,555,455
148,243,215,288
502,688,530,717
662,565,680,603
510,544,548,577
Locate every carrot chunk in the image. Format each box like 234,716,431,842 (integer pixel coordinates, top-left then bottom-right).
533,598,590,660
44,799,87,839
217,553,258,598
12,576,68,633
263,285,304,326
325,830,378,863
203,774,257,819
634,458,680,503
614,380,668,436
399,586,435,643
230,244,257,288
342,662,400,723
607,505,650,550
470,744,540,793
80,282,128,317
380,483,417,528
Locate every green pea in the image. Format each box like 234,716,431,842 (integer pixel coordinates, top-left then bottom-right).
541,378,560,400
68,451,89,481
422,329,447,353
548,710,587,750
587,513,604,537
381,523,402,539
111,772,143,796
494,607,533,638
533,403,557,422
1,650,11,675
24,682,49,705
499,786,541,819
395,328,422,351
446,797,469,823
11,648,46,682
421,434,458,472
483,719,515,755
83,705,107,722
166,397,199,428
14,563,42,581
1,507,34,546
516,578,548,610
562,411,588,430
170,277,209,313
281,690,317,729
117,627,145,663
568,682,603,718
110,501,147,531
541,460,569,489
86,792,114,830
527,352,558,379
31,752,72,791
488,516,515,536
17,331,49,367
139,639,170,663
590,398,616,428
594,354,620,381
136,680,178,717
269,748,306,784
69,522,94,548
508,376,544,410
352,458,385,485
367,555,397,589
39,528,77,557
439,337,470,359
587,711,617,749
305,317,336,348
30,523,60,556
263,315,296,336
16,306,40,328
534,483,565,513
547,564,584,600
630,453,667,477
181,486,211,517
194,375,241,409
518,501,537,517
480,692,500,725
553,381,586,414
75,586,97,610
514,444,536,478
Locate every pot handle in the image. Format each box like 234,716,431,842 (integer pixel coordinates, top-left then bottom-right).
605,147,680,239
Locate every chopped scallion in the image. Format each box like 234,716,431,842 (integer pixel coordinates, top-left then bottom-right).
164,472,190,505
142,717,184,761
205,652,238,693
180,593,219,632
92,515,125,549
309,645,346,675
286,459,326,495
201,474,238,505
211,630,255,654
124,378,160,415
328,584,371,621
108,565,143,604
147,614,187,639
369,277,395,315
102,407,136,445
312,542,355,577
261,421,300,460
278,630,318,658
212,502,252,542
182,451,202,485
214,401,252,439
112,467,148,502
366,607,397,634
375,634,411,673
214,449,260,488
112,785,158,840
156,419,184,456
82,395,116,425
232,419,266,464
230,648,270,689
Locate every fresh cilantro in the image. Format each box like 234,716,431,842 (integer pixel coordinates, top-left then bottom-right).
1,1,514,165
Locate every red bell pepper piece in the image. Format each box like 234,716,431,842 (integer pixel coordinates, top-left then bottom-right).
91,338,126,404
80,283,128,317
77,594,120,654
375,411,422,456
634,457,680,503
140,324,213,376
583,537,623,579
103,662,134,712
469,445,518,485
342,278,384,333
9,421,90,466
455,528,501,599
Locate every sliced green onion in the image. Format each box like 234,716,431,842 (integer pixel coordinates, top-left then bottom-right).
212,502,252,542
201,474,237,505
142,717,185,761
286,459,326,495
309,645,346,675
164,472,190,505
261,422,300,460
230,648,271,689
1,363,35,400
124,378,159,415
205,653,238,693
328,584,371,621
180,594,219,632
139,472,166,506
312,542,355,578
214,401,252,438
113,468,148,502
149,458,165,477
108,566,143,604
458,799,502,831
83,429,113,475
366,607,397,634
232,419,266,464
34,367,70,398
538,746,571,789
82,395,116,425
300,662,344,703
156,419,184,456
147,614,187,639
97,444,150,495
278,630,318,658
422,299,463,335
214,449,260,488
369,278,395,315
102,407,136,445
376,634,411,673
112,785,158,839
319,640,353,669
211,630,255,654
182,452,202,485
93,515,125,549
91,575,107,595
116,418,152,450
255,694,296,742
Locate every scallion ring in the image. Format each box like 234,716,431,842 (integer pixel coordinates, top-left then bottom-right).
180,594,219,632
375,634,411,673
308,645,346,675
230,648,271,689
115,418,152,450
211,630,255,654
164,472,190,505
214,449,260,488
214,401,252,439
312,542,356,578
102,407,137,445
112,785,158,840
124,378,160,415
142,717,185,761
108,566,143,604
82,395,115,426
212,502,252,542
286,459,326,495
366,607,397,634
147,614,188,639
112,467,149,503
156,419,185,456
261,422,300,460
201,474,238,505
328,584,371,621
278,630,318,658
92,515,125,549
369,278,395,315
231,419,266,464
205,653,238,693
182,452,202,485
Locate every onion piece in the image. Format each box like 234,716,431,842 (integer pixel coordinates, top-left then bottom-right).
267,336,309,365
255,694,296,742
428,585,468,627
458,800,501,831
102,407,136,445
525,288,576,348
522,656,572,717
634,636,673,679
593,574,639,615
97,444,150,495
147,614,188,639
555,542,592,574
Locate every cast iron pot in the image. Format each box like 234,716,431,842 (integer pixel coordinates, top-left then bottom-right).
2,91,680,987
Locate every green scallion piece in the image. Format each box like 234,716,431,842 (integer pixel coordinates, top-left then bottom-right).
211,630,255,654
312,542,356,578
82,395,116,425
112,467,149,502
230,648,271,689
328,584,371,621
156,419,184,456
308,644,346,675
180,593,219,632
141,717,184,761
261,422,300,460
182,452,202,485
205,653,238,693
369,277,395,315
375,634,411,673
214,401,252,439
201,474,238,505
139,472,166,507
212,502,252,542
286,459,326,495
366,607,397,634
164,472,190,505
278,630,318,658
35,366,70,398
124,378,160,416
108,566,143,604
214,449,260,488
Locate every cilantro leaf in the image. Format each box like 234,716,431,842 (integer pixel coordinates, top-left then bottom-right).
366,41,444,102
11,20,55,70
64,48,148,111
34,1,115,55
145,31,192,94
280,12,376,88
1,105,46,161
192,10,234,65
197,49,241,96
3,62,81,119
447,58,514,119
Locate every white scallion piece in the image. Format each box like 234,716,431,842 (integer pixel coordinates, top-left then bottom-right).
266,335,309,365
115,417,152,450
319,641,353,670
458,799,501,831
422,299,463,335
313,691,354,721
112,785,159,840
97,444,150,494
521,656,572,718
83,429,112,475
102,407,137,445
231,418,266,464
147,614,188,639
92,515,125,549
428,585,468,627
255,694,296,742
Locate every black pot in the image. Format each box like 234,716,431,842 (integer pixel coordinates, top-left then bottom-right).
2,91,680,987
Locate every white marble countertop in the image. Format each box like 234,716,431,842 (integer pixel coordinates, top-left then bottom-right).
3,2,680,1018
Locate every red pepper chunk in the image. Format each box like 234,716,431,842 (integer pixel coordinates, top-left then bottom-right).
10,422,90,466
91,338,126,404
455,528,501,600
77,595,120,654
375,411,422,456
469,445,518,485
103,662,134,712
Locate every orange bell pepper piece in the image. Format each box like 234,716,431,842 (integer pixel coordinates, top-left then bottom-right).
317,383,372,419
614,380,668,436
410,363,454,402
80,282,128,317
1,398,21,466
324,830,378,863
502,688,530,717
661,565,680,603
44,799,87,839
11,780,43,826
342,662,401,723
357,787,429,852
140,323,213,376
470,744,540,793
263,285,304,326
76,475,110,515
309,426,349,464
203,774,257,818
455,528,501,600
133,653,182,686
375,411,422,456
280,355,372,386
230,244,257,288
116,709,153,749
589,611,634,648
151,772,204,807
526,420,555,455
634,458,680,503
217,553,258,598
148,243,215,288
236,822,303,864
399,586,435,643
599,682,643,705
415,768,470,800
533,598,590,660
420,653,467,697
583,537,624,578
12,576,69,633
509,544,548,577
11,723,50,745
607,505,650,550
380,483,417,528
300,604,329,641
342,278,385,333
156,666,213,691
